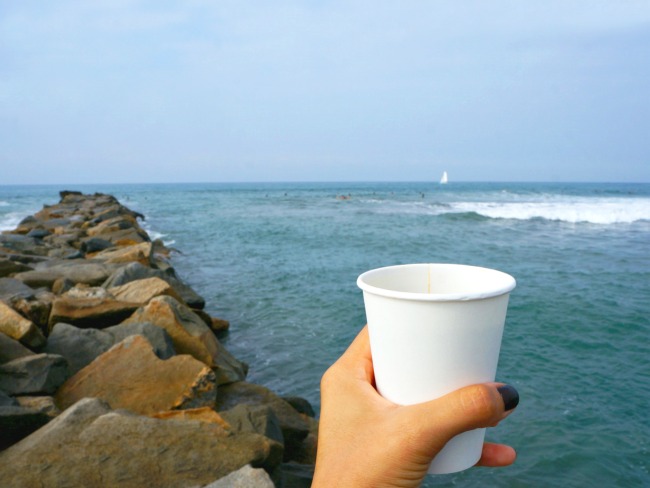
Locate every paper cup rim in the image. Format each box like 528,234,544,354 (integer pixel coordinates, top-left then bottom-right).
357,263,516,302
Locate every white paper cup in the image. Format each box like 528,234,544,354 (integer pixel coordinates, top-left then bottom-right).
357,263,516,474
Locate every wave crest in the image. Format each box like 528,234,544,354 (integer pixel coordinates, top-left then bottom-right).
448,200,650,224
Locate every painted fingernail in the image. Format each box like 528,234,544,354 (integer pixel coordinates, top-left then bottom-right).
497,385,519,412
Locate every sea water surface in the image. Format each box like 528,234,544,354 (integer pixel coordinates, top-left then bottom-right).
1,182,649,487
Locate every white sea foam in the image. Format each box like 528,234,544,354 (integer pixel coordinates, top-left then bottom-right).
449,198,650,224
0,212,27,231
140,222,176,247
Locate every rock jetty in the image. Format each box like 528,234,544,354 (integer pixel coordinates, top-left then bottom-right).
0,191,317,488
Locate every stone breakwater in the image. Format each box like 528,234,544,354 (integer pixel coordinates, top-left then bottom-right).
0,191,317,488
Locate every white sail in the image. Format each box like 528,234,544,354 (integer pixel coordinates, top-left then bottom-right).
440,171,448,184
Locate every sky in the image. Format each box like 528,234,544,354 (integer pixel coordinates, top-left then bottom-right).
1,1,649,184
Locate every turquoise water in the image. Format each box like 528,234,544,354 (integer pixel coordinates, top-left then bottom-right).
2,182,649,486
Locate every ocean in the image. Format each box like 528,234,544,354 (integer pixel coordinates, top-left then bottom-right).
1,181,649,487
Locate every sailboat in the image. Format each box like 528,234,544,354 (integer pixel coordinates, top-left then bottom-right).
439,171,448,184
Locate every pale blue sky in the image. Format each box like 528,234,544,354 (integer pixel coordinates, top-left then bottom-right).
1,1,649,184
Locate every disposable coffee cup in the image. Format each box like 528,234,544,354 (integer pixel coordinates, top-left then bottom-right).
357,263,516,474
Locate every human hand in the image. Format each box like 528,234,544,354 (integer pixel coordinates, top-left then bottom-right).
312,326,519,488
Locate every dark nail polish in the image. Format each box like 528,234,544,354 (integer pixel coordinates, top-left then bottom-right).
497,385,520,412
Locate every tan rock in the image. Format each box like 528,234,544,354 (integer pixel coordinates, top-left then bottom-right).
152,406,231,431
0,398,281,488
55,335,217,415
48,296,140,330
211,316,230,334
108,277,184,304
91,242,152,266
123,296,219,367
0,301,46,349
123,296,246,384
85,215,139,237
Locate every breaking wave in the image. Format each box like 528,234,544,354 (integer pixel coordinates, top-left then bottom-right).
447,199,650,224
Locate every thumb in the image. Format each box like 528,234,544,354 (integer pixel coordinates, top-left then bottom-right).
404,383,519,451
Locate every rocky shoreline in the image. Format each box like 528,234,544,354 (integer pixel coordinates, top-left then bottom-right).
0,191,317,487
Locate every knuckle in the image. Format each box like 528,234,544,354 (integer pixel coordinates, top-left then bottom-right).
320,364,339,391
459,384,499,423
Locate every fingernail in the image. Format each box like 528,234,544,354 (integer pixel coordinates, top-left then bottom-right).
497,385,519,412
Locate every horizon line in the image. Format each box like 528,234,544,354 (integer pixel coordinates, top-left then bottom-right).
1,179,649,187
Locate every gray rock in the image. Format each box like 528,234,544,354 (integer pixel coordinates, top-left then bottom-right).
26,229,52,239
203,464,275,488
40,218,72,230
0,354,69,395
281,396,316,418
216,382,310,462
103,262,205,309
0,277,35,301
221,404,284,446
12,269,62,289
44,321,175,375
47,248,84,260
44,323,115,375
0,259,32,278
0,398,281,488
0,332,35,364
0,234,48,256
80,237,114,253
104,321,175,360
14,260,116,289
17,215,39,228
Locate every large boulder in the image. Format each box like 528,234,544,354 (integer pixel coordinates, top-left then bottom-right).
84,215,141,238
55,335,216,415
105,321,175,360
108,277,184,304
220,404,285,447
88,227,149,246
0,234,49,256
0,278,35,301
44,321,175,375
216,382,310,462
79,237,114,254
0,398,281,488
0,301,46,349
102,262,205,309
91,242,153,266
0,353,69,396
48,296,141,330
122,296,246,385
0,332,35,364
10,269,61,289
13,261,114,288
43,323,115,375
0,259,31,278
